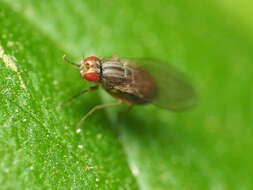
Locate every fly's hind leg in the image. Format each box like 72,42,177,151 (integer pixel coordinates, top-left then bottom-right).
108,91,134,119
76,99,123,130
117,102,133,119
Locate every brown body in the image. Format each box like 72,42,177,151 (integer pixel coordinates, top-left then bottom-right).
101,58,156,105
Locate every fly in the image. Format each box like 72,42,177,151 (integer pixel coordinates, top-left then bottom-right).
60,55,197,130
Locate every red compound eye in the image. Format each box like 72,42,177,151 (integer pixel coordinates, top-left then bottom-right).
84,56,99,62
83,73,100,82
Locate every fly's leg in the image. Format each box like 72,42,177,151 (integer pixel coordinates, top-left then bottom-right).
118,103,133,118
106,90,134,118
76,99,123,130
58,85,99,108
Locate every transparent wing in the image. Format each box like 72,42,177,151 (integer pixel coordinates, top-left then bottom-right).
127,58,198,111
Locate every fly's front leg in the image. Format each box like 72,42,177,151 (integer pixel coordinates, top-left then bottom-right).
58,85,99,108
76,99,123,130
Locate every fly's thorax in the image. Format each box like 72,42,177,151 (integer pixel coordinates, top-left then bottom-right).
101,60,157,104
102,61,132,79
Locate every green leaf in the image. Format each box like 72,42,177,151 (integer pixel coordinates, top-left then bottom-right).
0,3,137,190
1,0,253,189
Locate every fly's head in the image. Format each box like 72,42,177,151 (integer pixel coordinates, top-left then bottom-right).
80,56,101,82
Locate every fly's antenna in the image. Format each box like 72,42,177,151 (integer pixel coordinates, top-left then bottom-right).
63,55,81,68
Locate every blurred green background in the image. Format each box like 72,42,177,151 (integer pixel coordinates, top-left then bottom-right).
0,0,253,189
